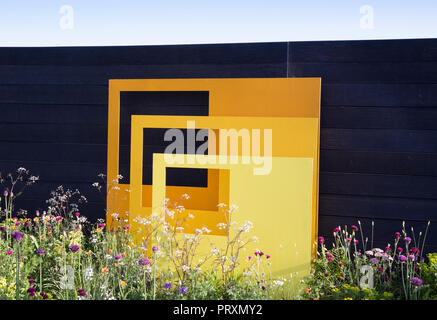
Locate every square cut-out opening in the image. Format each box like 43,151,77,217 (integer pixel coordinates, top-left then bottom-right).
164,167,230,236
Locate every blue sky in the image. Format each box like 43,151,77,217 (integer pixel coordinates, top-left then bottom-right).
0,0,436,46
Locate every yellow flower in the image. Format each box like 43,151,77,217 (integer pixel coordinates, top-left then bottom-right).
40,235,46,239
120,280,126,287
344,297,353,300
34,217,39,223
114,263,118,267
108,249,113,254
96,228,102,233
332,288,339,293
86,250,92,256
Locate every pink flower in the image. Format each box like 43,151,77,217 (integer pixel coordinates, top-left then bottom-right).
354,240,359,244
123,225,130,230
347,238,352,242
378,267,383,272
266,254,271,259
7,250,13,255
75,212,80,217
351,225,358,231
339,262,343,267
248,256,252,260
395,232,401,239
397,247,403,253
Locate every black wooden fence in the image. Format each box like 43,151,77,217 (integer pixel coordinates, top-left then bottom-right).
0,39,436,251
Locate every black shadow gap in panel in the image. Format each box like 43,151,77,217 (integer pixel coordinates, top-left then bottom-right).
119,91,209,186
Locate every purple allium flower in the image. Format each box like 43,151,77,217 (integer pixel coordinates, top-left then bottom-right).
369,258,379,265
114,254,122,260
11,231,23,242
179,286,187,294
27,287,36,293
138,258,150,266
28,278,35,284
35,249,46,256
40,291,48,299
404,237,412,244
152,246,159,253
3,190,8,197
410,277,423,287
409,254,415,260
164,282,172,289
398,255,407,262
0,226,5,231
365,250,374,256
69,245,80,253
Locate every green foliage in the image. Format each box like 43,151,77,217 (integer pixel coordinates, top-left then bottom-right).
301,221,435,300
420,253,437,300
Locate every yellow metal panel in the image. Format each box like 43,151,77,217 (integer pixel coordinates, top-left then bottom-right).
150,153,313,276
128,116,319,263
106,78,321,253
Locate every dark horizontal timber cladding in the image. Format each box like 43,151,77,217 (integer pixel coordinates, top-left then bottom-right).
321,128,437,153
320,150,437,176
321,106,437,130
0,39,436,251
320,172,437,200
321,83,437,107
290,39,437,62
318,216,435,246
0,85,108,104
0,64,286,85
320,194,437,222
0,42,288,66
290,62,437,84
0,103,107,124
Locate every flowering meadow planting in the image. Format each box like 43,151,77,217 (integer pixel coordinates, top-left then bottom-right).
0,168,436,300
